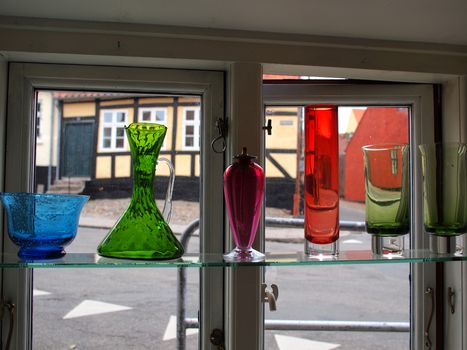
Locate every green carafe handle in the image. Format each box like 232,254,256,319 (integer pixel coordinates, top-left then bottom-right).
157,157,175,223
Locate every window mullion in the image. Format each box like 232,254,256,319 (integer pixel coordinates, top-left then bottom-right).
225,62,264,350
262,82,435,350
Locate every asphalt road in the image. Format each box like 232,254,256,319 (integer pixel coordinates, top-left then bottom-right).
32,219,410,350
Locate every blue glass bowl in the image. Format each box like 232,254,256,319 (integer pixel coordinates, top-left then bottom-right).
0,192,89,259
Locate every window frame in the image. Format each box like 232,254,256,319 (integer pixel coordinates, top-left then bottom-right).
3,63,225,350
262,81,436,350
1,61,462,350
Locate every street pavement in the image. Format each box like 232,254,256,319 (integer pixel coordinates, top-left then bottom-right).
78,200,366,241
33,200,410,349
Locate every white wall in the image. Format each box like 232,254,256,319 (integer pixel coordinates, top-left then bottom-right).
0,16,466,83
35,91,58,167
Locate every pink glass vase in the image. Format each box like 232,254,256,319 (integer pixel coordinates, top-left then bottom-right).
304,105,339,257
223,147,265,262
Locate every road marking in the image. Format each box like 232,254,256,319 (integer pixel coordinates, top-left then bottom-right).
33,289,51,296
342,239,363,244
163,315,198,341
275,334,340,350
63,300,132,319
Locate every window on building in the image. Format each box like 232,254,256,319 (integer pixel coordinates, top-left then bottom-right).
36,99,43,142
182,107,200,150
139,107,168,149
139,107,167,124
100,109,127,151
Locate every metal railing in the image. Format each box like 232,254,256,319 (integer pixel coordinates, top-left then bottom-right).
176,218,409,350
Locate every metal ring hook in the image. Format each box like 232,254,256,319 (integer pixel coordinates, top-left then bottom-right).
211,135,226,153
211,118,227,153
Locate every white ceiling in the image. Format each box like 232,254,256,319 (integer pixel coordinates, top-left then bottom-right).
1,0,467,46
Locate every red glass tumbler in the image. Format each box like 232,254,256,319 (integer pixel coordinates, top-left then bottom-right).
304,105,339,257
223,147,265,262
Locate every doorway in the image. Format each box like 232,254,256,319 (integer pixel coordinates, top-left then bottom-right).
61,121,94,177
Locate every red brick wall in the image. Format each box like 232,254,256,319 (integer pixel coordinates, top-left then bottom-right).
343,107,409,202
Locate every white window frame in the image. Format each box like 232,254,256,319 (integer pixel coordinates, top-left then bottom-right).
138,107,168,149
3,63,224,350
263,82,435,350
99,109,128,152
225,69,437,349
182,106,200,150
1,60,463,350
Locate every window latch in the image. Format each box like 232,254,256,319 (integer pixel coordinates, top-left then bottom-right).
262,283,279,311
0,300,16,350
262,119,272,135
211,118,227,153
425,287,434,350
448,287,455,314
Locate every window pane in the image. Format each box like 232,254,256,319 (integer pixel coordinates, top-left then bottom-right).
36,118,42,138
156,110,165,121
186,125,194,135
185,136,194,147
33,90,203,349
103,112,112,123
116,112,125,122
142,111,151,121
264,105,410,349
186,110,195,120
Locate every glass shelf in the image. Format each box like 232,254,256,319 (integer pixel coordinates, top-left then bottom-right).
0,249,466,268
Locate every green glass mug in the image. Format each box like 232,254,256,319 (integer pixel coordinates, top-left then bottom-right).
363,144,410,254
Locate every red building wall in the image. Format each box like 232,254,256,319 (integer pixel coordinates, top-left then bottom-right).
343,107,409,202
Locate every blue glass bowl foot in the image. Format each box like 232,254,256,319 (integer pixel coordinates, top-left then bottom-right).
18,247,66,259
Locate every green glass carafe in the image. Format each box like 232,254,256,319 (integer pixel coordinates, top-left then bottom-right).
97,123,184,260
